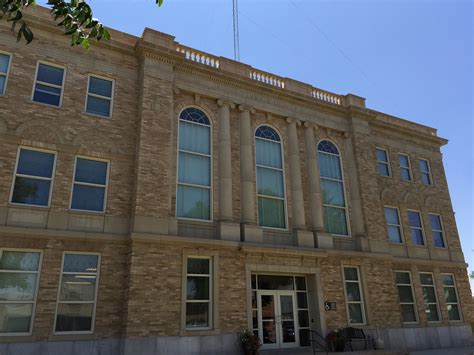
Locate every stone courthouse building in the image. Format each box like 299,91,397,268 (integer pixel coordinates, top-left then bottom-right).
0,6,472,355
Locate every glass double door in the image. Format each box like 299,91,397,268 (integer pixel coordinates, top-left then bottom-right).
257,291,298,349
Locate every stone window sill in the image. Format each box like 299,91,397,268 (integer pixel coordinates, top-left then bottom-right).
48,333,98,342
179,329,221,337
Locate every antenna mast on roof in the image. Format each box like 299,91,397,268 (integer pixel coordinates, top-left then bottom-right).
232,0,240,61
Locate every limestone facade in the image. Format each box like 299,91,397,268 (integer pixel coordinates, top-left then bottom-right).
0,7,471,354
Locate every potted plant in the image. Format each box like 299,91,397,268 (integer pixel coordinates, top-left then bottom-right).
240,330,261,355
326,328,346,352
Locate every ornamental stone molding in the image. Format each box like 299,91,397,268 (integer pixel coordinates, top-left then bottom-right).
15,120,64,145
217,99,235,109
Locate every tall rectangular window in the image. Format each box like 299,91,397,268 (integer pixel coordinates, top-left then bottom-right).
376,148,391,176
85,75,114,117
395,271,417,323
255,126,286,229
419,159,432,186
185,257,212,329
32,62,65,107
177,108,211,220
442,274,461,321
398,154,412,181
429,214,445,248
408,210,424,245
70,157,109,212
419,273,440,322
0,250,41,335
343,267,366,325
55,253,100,333
318,140,348,235
11,148,56,207
0,52,12,95
384,207,403,243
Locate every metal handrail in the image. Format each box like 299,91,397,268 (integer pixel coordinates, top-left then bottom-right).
309,330,328,355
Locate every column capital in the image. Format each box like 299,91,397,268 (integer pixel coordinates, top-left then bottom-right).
286,117,302,126
303,121,319,130
217,99,235,109
238,104,255,114
343,131,352,139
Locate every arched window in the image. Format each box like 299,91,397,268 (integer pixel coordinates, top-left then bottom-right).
255,125,286,229
317,140,348,235
177,107,211,220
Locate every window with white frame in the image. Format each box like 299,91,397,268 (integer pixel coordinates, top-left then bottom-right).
419,273,440,322
408,210,424,246
343,267,366,325
395,271,417,323
70,157,109,212
419,159,432,186
185,257,212,329
318,140,349,235
429,214,445,248
85,75,114,117
255,125,286,229
384,207,403,243
0,250,41,334
177,108,211,220
32,62,65,107
398,154,412,181
442,274,461,321
55,253,100,333
376,148,391,177
0,52,12,95
11,148,56,207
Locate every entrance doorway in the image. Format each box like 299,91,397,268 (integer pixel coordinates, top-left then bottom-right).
258,291,298,349
251,274,311,349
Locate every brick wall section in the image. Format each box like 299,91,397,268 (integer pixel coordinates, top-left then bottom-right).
0,235,128,340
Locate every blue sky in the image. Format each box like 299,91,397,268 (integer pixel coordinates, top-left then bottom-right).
43,1,473,287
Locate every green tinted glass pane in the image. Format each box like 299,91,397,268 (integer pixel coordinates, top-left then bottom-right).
395,272,410,285
187,276,209,300
420,274,433,285
187,258,209,275
344,268,358,281
422,287,436,303
298,310,309,327
59,274,96,302
0,273,37,301
398,285,414,303
447,304,460,321
346,282,361,302
257,275,294,290
63,254,98,273
55,303,93,332
297,292,307,309
401,304,417,323
0,304,33,333
425,304,439,322
444,287,457,303
442,275,454,286
321,179,345,206
323,206,348,235
348,303,363,324
258,197,286,229
186,302,209,328
295,277,306,291
0,251,40,271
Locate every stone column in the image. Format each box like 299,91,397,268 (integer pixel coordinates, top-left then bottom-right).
286,118,305,229
343,132,368,250
304,122,333,249
239,105,262,243
216,100,240,241
217,100,234,221
287,118,314,247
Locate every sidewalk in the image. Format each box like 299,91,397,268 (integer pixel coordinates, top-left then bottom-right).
408,345,474,355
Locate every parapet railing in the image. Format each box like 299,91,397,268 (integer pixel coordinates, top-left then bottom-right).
311,88,342,105
176,45,220,69
175,43,345,106
249,69,285,89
